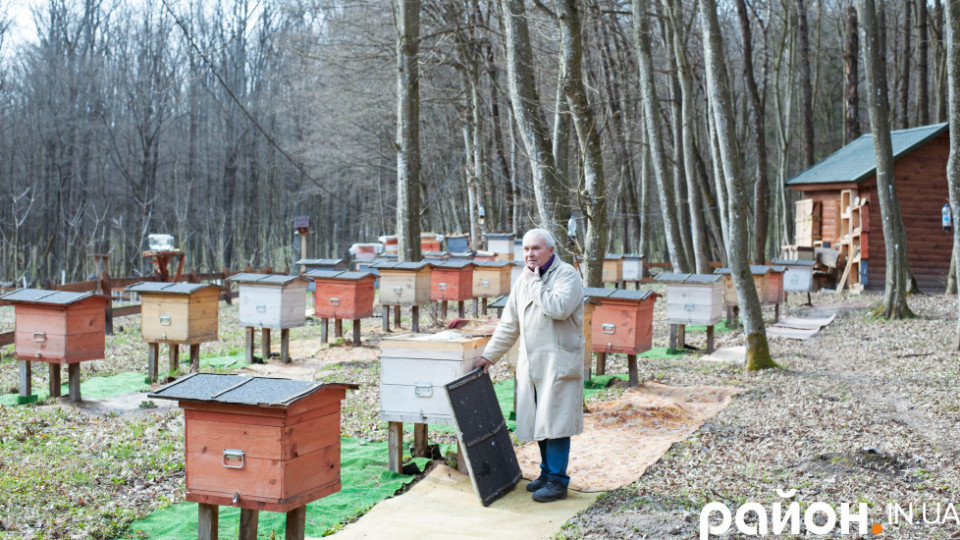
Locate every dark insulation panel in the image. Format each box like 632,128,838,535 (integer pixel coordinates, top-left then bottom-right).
445,369,521,507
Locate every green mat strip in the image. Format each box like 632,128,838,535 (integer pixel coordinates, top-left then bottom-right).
120,438,417,539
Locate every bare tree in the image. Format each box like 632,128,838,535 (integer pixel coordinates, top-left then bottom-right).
396,0,422,262
845,0,861,144
796,0,815,168
944,0,960,346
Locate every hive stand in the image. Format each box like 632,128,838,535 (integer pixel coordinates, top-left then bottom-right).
143,248,186,282
228,273,309,363
654,273,725,354
584,288,659,387
430,261,476,321
372,261,433,333
1,289,109,402
149,374,358,540
127,282,220,381
308,270,376,347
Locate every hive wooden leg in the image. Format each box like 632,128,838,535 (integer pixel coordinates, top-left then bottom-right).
457,300,465,318
351,319,361,346
411,305,420,333
627,354,638,387
321,318,329,343
245,327,255,363
726,306,734,328
67,363,81,402
19,361,32,398
481,297,488,316
394,305,402,328
669,324,678,350
381,306,390,332
262,329,271,362
281,328,290,362
197,503,219,540
413,423,429,458
168,344,179,376
387,421,403,474
190,344,201,372
774,302,780,322
706,326,716,354
677,325,686,349
285,505,306,540
441,301,448,320
334,319,343,339
239,508,259,540
147,343,159,382
596,352,606,376
49,363,61,398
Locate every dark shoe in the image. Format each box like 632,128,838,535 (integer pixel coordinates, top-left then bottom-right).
532,479,568,502
526,475,548,492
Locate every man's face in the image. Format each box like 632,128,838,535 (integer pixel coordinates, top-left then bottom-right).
523,234,554,269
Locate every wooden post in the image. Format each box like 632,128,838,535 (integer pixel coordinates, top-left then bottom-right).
413,423,429,457
280,328,290,362
168,344,179,376
262,328,271,362
774,302,780,322
147,343,159,382
481,297,488,315
394,305,402,328
190,344,201,372
197,503,219,540
19,361,32,397
321,318,329,343
457,300,465,318
473,298,479,317
596,352,606,375
67,363,81,402
334,319,343,338
669,324,678,350
351,320,361,346
441,301,448,320
239,509,259,540
677,325,686,349
627,354,638,387
706,325,716,354
388,421,404,474
245,327,255,363
285,505,306,540
49,363,61,398
381,307,390,333
411,305,420,332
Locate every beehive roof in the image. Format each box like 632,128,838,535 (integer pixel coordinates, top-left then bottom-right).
126,282,218,294
148,373,358,407
371,261,432,270
714,265,786,276
0,288,106,305
583,287,615,299
604,253,624,260
623,254,644,260
655,273,724,284
607,290,657,301
295,258,347,266
770,258,815,267
484,232,516,239
433,260,475,269
305,270,375,280
474,261,513,268
226,273,305,285
785,122,948,186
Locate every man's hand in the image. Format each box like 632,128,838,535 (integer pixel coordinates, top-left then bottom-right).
522,265,539,281
473,356,493,374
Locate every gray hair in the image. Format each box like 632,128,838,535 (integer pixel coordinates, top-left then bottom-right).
523,228,556,248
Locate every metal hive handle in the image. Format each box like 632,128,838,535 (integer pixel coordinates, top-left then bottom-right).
222,449,245,469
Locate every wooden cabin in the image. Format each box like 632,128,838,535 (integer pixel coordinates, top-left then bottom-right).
1,289,109,402
602,254,624,286
786,122,951,291
148,373,357,538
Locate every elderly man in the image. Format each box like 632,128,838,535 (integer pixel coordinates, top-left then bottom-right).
473,228,585,503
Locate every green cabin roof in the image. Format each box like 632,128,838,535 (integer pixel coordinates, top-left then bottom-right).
785,122,948,187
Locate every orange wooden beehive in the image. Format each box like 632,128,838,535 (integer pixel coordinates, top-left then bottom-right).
472,261,513,298
308,270,377,320
715,265,786,306
430,261,475,302
149,373,358,513
2,289,108,364
585,288,659,355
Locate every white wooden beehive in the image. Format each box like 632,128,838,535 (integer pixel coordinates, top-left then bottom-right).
654,273,724,326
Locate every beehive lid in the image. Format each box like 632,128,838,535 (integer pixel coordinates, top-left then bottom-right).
604,253,624,260
771,258,815,267
484,232,515,239
306,270,375,281
583,287,615,299
655,273,724,284
148,373,358,408
126,282,217,294
295,258,347,266
0,288,105,305
423,251,450,260
227,273,304,285
607,290,658,302
714,265,786,276
623,253,644,260
474,261,512,268
371,261,432,270
488,295,509,309
433,260,475,269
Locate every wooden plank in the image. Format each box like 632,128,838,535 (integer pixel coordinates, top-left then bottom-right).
283,413,339,460
0,331,14,347
282,444,339,499
186,451,283,500
111,304,141,318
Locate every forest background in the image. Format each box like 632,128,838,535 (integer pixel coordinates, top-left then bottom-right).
0,0,943,285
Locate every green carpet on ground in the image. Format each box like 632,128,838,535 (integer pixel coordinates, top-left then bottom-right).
0,371,148,406
685,319,735,333
119,438,418,539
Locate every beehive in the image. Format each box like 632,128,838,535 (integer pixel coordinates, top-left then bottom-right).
423,251,450,263
307,270,377,320
430,261,475,303
1,289,108,364
445,234,469,253
510,261,524,285
584,288,659,355
622,254,644,282
771,259,816,293
379,333,489,424
715,265,786,305
602,254,624,285
472,261,513,298
473,251,496,262
484,233,516,259
227,274,308,329
513,238,523,260
421,233,443,253
127,282,220,344
350,243,380,261
654,273,724,326
373,261,432,306
295,258,348,273
148,374,358,513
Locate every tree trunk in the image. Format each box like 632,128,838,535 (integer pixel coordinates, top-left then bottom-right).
944,0,960,345
796,0,815,168
845,1,861,144
917,0,929,126
900,0,912,129
699,0,774,370
633,0,689,273
396,0,422,262
858,0,914,319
